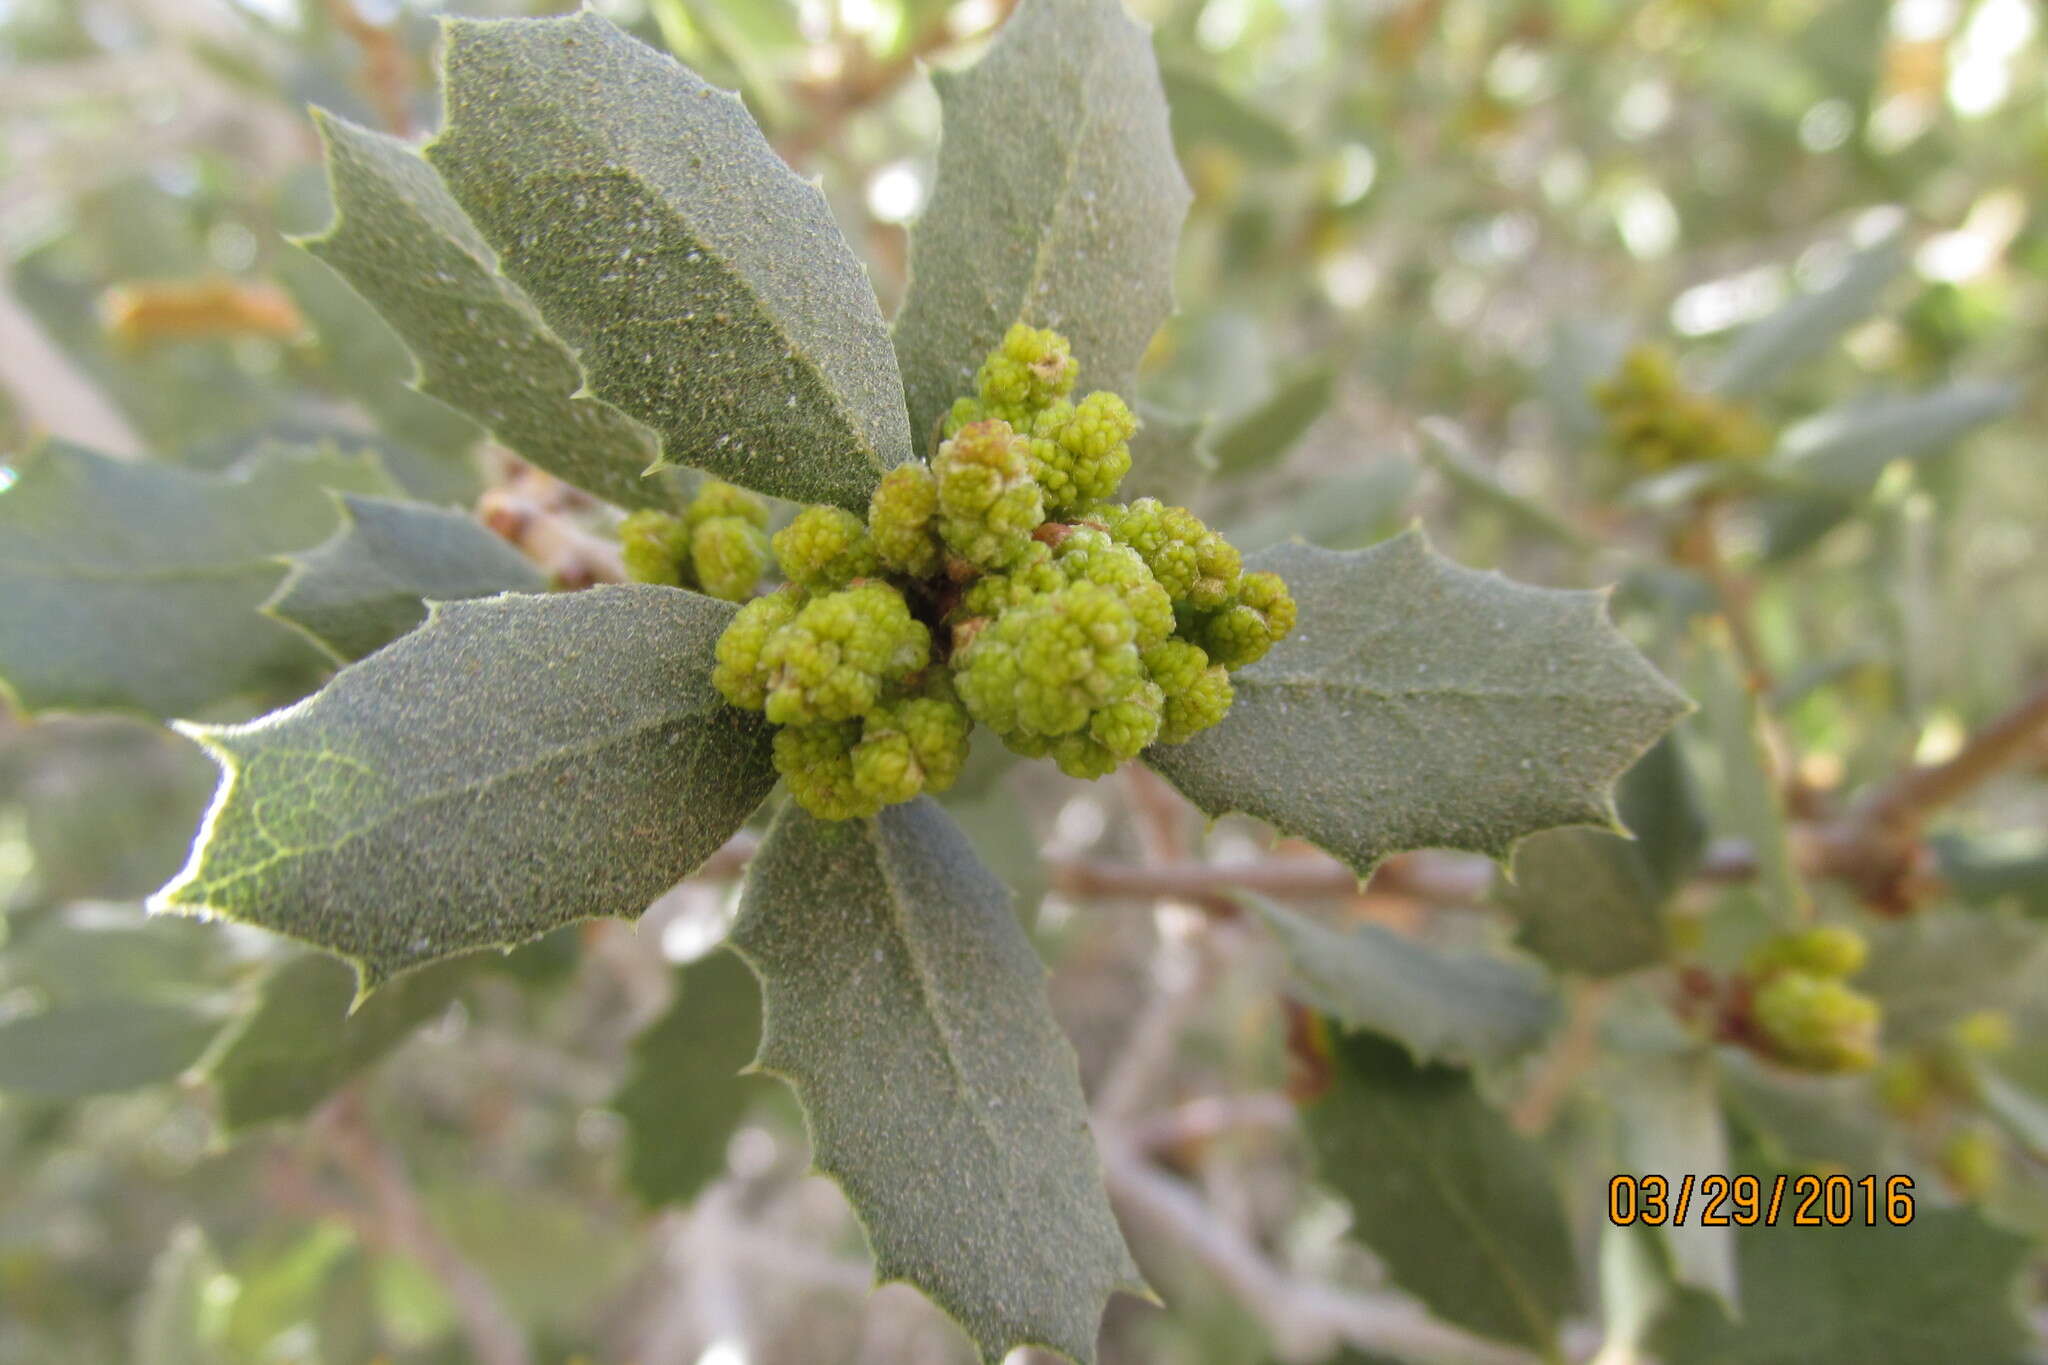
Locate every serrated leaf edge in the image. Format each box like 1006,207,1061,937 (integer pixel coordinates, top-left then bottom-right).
725,800,1148,1365
1146,523,1691,880
425,13,908,507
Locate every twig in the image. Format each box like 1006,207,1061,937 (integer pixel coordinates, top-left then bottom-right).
1817,674,2048,911
1127,1092,1299,1153
1850,674,2048,841
1053,849,1495,906
1511,980,1612,1135
1097,1131,1540,1365
320,1091,533,1365
778,1,1018,163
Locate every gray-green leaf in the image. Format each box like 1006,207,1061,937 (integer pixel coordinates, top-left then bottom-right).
151,585,775,989
892,0,1190,455
426,12,912,511
1706,234,1904,397
1652,1209,2032,1365
1146,531,1691,877
0,1001,222,1098
1207,364,1334,479
267,493,545,662
1255,896,1556,1067
1606,1022,1736,1308
1304,1028,1579,1351
1772,381,2018,497
611,947,768,1207
303,111,678,511
133,1226,226,1365
1499,735,1704,977
206,953,469,1131
0,442,397,718
731,798,1143,1364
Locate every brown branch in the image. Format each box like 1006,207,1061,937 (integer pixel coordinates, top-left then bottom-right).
1816,674,2048,912
1127,1092,1299,1153
1097,1131,1540,1365
1511,980,1612,1135
1051,848,1494,907
0,260,144,457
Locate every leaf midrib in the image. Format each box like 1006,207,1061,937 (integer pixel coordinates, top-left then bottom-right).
183,700,725,904
476,17,891,480
867,820,1068,1295
1008,36,1112,333
1371,1097,1560,1348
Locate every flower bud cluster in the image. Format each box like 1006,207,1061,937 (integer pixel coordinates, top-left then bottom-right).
709,326,1296,817
1746,925,1881,1074
1592,343,1770,473
619,480,771,601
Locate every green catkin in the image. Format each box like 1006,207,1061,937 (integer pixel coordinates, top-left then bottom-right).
933,418,1045,570
620,481,771,600
1751,970,1881,1073
1592,343,1770,472
868,462,943,578
773,505,880,591
711,327,1295,819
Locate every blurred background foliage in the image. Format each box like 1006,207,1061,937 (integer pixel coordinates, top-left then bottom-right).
3,0,2048,1362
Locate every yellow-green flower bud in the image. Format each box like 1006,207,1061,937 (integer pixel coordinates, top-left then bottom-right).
619,509,693,587
685,479,769,531
689,516,770,601
1747,925,1869,980
773,506,880,591
976,322,1079,412
934,419,1045,570
712,587,805,709
868,462,943,578
1752,970,1881,1073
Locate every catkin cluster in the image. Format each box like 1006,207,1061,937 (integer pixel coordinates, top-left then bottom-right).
1592,343,1770,472
668,325,1295,820
1745,925,1881,1073
617,481,771,601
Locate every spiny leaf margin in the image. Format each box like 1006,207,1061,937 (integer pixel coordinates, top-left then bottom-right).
892,0,1191,455
1145,527,1692,878
151,585,774,993
300,110,678,511
729,797,1144,1364
424,10,912,510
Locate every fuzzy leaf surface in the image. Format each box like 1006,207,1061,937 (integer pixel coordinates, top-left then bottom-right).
1146,532,1691,876
0,442,396,718
1652,1209,2032,1365
427,12,911,510
1304,1029,1579,1351
892,0,1190,455
611,948,768,1207
304,112,677,510
152,586,774,988
731,798,1141,1364
1256,897,1555,1067
267,493,545,662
